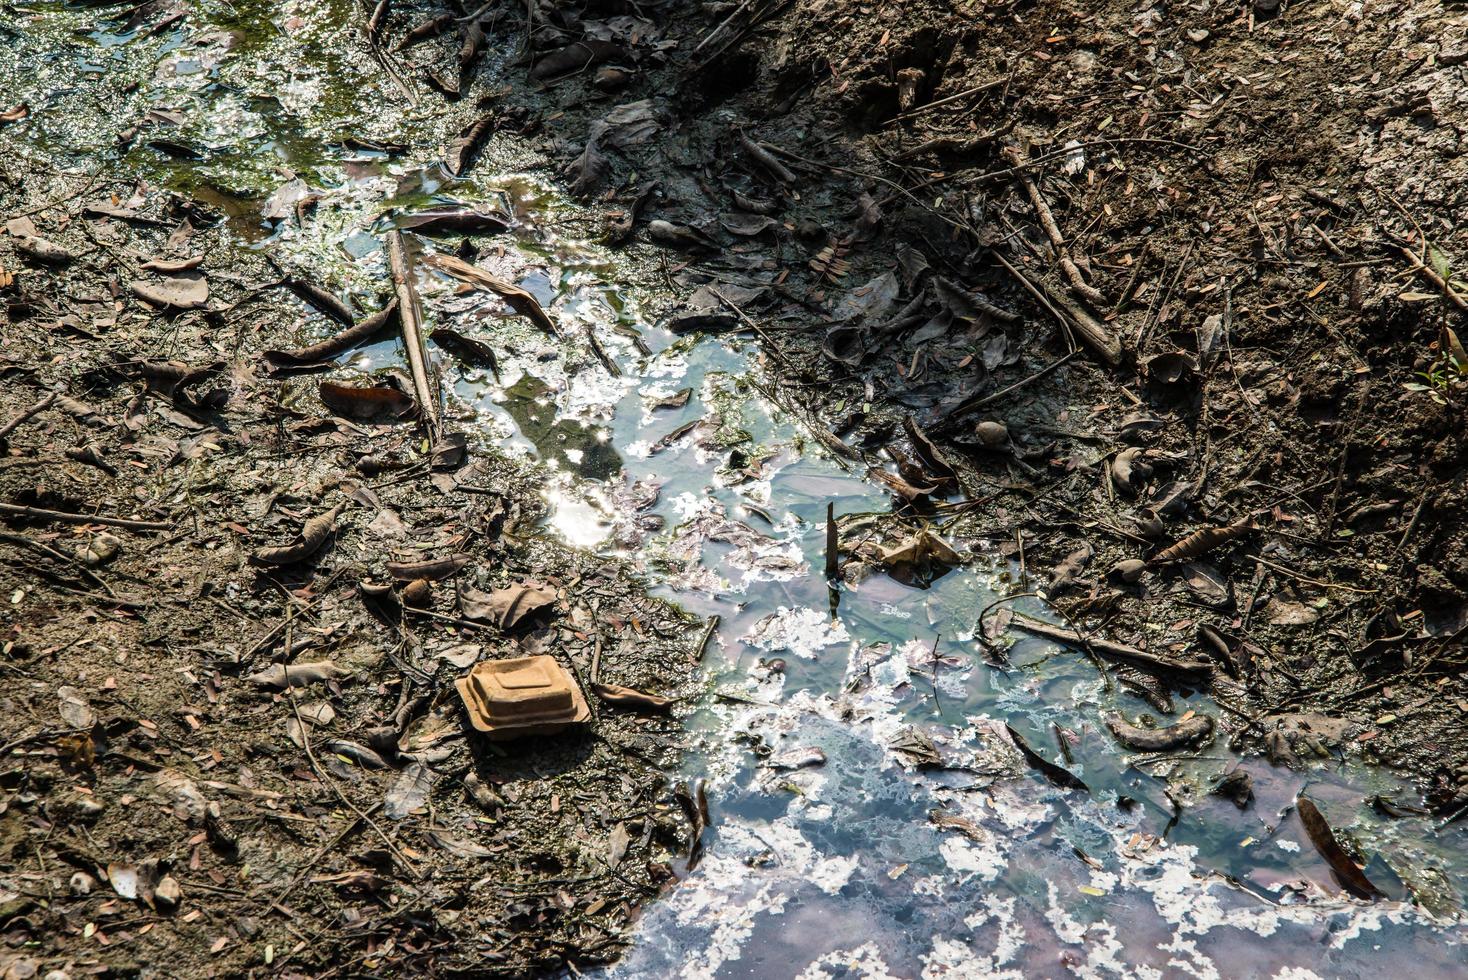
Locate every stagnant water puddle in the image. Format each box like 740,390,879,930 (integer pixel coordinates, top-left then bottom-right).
5,2,1466,976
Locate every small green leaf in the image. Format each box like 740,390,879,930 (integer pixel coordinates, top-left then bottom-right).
1428,245,1451,282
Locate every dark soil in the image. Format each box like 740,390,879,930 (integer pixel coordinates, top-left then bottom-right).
4,0,1468,975
0,183,703,976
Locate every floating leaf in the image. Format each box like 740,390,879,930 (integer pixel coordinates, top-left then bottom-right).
1006,724,1088,791
424,253,559,337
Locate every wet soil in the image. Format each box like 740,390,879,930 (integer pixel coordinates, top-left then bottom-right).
3,0,1468,977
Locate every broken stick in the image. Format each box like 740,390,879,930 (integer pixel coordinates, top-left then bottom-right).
1003,146,1107,308
387,231,442,441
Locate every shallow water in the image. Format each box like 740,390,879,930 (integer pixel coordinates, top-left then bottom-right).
4,4,1465,977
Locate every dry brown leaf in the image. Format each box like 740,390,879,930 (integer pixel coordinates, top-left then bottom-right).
252,504,343,565
424,252,560,337
591,682,673,714
246,660,348,688
459,581,557,627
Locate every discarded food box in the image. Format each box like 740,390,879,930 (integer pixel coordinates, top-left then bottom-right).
456,655,591,740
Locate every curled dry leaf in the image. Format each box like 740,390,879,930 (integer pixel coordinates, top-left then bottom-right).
458,581,557,627
1105,713,1214,751
423,252,559,337
252,503,343,565
444,112,495,177
245,660,347,688
902,416,957,486
973,420,1009,449
402,578,433,607
1296,796,1384,899
1109,559,1148,584
386,553,471,581
1149,520,1253,565
591,682,673,714
318,380,416,420
1111,447,1151,495
868,466,937,502
1049,542,1094,594
324,739,391,769
263,301,399,370
139,256,204,273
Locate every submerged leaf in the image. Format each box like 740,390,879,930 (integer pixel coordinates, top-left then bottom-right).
1296,796,1384,899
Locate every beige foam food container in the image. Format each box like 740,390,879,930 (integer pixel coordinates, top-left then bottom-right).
456,655,591,739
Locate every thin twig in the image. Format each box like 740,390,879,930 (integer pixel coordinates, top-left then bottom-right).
1003,147,1107,307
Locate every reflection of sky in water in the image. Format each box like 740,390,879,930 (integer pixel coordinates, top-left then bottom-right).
9,4,1463,976
475,211,1466,980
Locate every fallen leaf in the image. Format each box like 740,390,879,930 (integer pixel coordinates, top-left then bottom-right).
245,661,348,688
386,553,471,581
57,686,95,729
459,581,557,627
383,763,433,819
424,253,559,337
131,274,209,310
318,381,415,420
1296,796,1383,899
251,504,343,565
591,682,673,714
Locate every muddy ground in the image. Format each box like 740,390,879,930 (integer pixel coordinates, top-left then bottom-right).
3,0,1468,976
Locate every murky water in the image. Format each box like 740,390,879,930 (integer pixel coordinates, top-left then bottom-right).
5,4,1466,977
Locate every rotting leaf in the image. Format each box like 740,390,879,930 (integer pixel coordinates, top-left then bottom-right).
318,380,415,420
532,40,630,80
444,113,496,178
606,820,632,869
459,581,557,628
1296,796,1384,899
1005,723,1089,791
902,416,958,487
591,682,673,714
928,808,987,841
14,235,76,264
431,328,499,376
245,660,348,688
251,503,343,565
868,466,937,502
423,253,559,337
386,553,471,582
889,726,944,768
1105,713,1214,751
